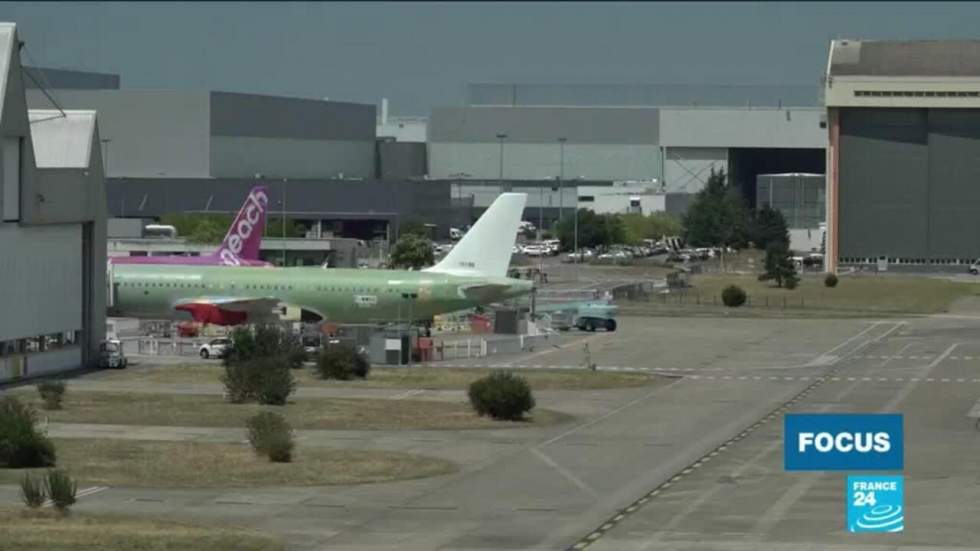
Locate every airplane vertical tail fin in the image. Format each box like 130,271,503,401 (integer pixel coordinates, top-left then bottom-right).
425,193,527,278
213,186,269,265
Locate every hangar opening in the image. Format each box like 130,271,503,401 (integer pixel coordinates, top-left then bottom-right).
729,147,825,207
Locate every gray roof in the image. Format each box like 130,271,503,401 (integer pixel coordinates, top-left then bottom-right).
830,39,980,77
29,110,96,168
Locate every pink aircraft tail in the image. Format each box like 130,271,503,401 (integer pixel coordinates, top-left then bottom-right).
213,186,269,266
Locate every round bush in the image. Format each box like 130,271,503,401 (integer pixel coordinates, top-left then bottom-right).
721,284,747,308
245,411,294,463
316,345,370,380
824,273,839,288
467,371,535,421
220,356,295,405
0,397,56,468
784,276,799,290
37,380,66,411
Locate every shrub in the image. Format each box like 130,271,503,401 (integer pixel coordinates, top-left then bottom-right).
253,358,296,406
224,324,306,369
0,397,56,468
20,472,45,508
245,411,294,463
824,273,839,288
36,380,66,410
784,275,799,290
721,284,747,308
45,469,77,512
221,356,295,405
467,371,535,421
316,345,370,380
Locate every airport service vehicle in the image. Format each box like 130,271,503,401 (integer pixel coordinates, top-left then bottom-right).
199,338,231,359
109,185,272,268
98,339,128,369
540,300,618,332
107,194,534,326
969,259,980,275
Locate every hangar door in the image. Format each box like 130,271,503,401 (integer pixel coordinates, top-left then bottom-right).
839,109,980,262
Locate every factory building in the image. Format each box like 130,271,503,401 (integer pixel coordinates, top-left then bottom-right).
27,89,377,180
825,39,980,272
428,92,826,228
0,23,107,383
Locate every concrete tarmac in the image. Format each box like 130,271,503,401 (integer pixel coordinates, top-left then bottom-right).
2,316,932,550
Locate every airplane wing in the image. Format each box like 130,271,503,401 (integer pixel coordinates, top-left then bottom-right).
174,296,282,325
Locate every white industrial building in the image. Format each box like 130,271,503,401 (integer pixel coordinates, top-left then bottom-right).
0,23,106,383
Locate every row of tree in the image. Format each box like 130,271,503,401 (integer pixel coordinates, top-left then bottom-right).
684,168,798,287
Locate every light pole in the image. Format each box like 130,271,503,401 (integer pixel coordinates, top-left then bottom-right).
557,137,566,223
496,133,508,194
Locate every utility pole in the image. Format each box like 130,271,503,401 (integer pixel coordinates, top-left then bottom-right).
496,133,508,194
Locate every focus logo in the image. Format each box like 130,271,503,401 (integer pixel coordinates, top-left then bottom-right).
784,414,903,471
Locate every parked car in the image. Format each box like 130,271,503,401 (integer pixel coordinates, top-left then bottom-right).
199,338,230,359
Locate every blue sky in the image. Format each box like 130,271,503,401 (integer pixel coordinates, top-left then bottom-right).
2,2,977,114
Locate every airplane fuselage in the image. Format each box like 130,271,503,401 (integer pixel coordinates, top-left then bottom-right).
109,264,532,324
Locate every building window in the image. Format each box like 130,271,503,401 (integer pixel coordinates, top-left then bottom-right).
580,196,595,203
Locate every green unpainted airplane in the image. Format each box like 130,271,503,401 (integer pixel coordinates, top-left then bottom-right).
106,193,534,325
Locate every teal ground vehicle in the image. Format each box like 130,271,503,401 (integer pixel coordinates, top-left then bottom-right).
539,301,618,332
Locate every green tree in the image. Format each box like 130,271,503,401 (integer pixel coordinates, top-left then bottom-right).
620,212,684,244
683,169,749,248
390,234,435,270
264,216,306,238
758,241,799,288
186,218,226,244
555,210,626,250
751,204,790,251
399,219,431,239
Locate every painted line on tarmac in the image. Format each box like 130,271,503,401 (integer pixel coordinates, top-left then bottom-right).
563,321,906,551
43,486,109,508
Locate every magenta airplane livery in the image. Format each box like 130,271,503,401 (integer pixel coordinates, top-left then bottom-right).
110,186,272,267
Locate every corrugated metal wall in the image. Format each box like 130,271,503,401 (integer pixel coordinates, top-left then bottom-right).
839,108,980,261
0,224,83,341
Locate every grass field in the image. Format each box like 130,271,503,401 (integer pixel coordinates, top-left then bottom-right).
18,391,569,431
0,507,283,551
0,439,456,488
635,273,980,315
99,364,663,391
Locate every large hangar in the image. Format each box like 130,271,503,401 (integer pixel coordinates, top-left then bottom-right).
826,39,980,272
0,23,107,382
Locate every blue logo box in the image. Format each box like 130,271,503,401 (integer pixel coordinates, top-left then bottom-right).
847,475,904,533
784,413,903,471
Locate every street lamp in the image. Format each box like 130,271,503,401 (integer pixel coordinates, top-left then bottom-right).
557,137,566,222
496,133,508,194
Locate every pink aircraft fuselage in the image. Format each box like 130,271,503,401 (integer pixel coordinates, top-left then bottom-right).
109,186,273,268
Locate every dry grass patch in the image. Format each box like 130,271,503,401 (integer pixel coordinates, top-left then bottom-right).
101,363,662,391
0,438,455,488
0,507,282,550
19,392,569,430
